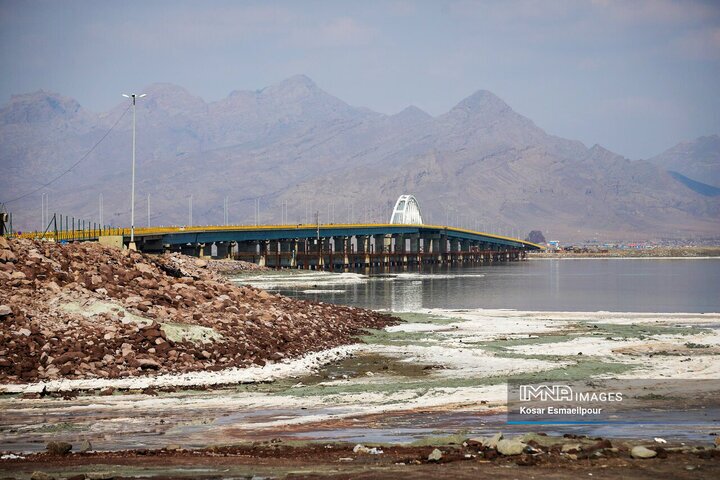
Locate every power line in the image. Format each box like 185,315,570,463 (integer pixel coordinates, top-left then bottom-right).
1,103,132,205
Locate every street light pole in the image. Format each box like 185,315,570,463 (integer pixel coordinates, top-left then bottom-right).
188,195,193,226
122,92,146,245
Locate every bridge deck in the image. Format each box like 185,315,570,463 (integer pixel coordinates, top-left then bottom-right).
126,223,543,250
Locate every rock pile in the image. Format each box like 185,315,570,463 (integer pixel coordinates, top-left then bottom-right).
0,237,397,384
204,258,267,275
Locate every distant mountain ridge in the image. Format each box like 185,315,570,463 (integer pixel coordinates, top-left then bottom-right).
1,76,718,241
648,135,720,188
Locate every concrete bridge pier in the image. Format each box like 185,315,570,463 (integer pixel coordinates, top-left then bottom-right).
213,242,231,259
235,241,258,263
371,234,387,267
280,239,295,268
257,240,270,267
321,238,331,270
392,234,405,266
296,239,308,269
178,243,200,257
334,236,349,269
356,235,370,268
305,238,321,270
460,240,471,263
440,234,448,263
450,239,462,263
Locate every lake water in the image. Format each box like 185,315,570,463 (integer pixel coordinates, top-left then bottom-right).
237,258,720,314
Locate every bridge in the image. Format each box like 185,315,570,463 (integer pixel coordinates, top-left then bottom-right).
123,222,542,269
6,194,542,270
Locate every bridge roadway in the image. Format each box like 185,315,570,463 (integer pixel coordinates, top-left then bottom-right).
127,223,542,270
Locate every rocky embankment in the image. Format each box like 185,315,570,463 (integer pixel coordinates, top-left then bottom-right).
0,237,397,384
204,258,267,274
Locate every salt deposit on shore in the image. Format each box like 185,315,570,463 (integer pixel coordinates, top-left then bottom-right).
0,345,362,394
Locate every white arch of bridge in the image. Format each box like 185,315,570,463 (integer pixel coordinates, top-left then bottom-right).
389,194,423,225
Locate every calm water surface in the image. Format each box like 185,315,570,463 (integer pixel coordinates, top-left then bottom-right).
246,258,720,313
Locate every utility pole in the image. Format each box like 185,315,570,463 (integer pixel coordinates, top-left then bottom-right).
316,210,321,267
40,193,45,231
147,193,151,228
99,193,103,227
188,195,193,226
256,198,264,225
122,92,146,245
224,196,228,226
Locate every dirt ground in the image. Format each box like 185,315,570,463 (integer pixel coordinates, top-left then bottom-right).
1,443,719,479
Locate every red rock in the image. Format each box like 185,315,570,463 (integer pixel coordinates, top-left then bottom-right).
0,250,16,263
137,358,161,370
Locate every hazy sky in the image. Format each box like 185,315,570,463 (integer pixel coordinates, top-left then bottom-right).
1,0,719,158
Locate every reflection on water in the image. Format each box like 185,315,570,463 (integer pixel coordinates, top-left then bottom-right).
234,259,720,313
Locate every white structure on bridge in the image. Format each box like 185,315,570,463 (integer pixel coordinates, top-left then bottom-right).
389,195,423,225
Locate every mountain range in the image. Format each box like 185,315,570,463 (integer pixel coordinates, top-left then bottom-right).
1,75,718,241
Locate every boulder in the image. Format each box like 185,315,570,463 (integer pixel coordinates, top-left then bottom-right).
30,472,55,480
497,439,527,456
0,305,12,317
137,358,161,370
0,250,16,263
469,432,503,449
428,448,443,461
46,441,72,455
630,446,657,459
86,472,114,480
135,263,154,275
561,443,583,453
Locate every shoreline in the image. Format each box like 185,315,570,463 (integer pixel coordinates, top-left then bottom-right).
1,437,718,479
529,246,720,259
2,307,718,457
529,255,720,260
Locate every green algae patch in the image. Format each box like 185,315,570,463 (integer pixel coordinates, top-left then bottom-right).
359,328,443,347
509,358,636,383
476,334,584,355
395,311,469,325
589,323,709,340
160,322,223,344
60,300,151,326
357,312,467,346
272,357,636,399
34,421,83,433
